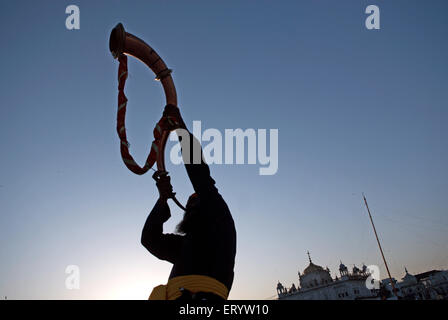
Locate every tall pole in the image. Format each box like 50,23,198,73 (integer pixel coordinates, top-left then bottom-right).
362,193,398,298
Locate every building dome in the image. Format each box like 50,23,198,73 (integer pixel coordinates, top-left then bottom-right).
299,252,333,289
304,262,325,275
401,268,417,285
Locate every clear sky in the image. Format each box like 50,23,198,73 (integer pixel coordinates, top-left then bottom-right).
0,0,447,299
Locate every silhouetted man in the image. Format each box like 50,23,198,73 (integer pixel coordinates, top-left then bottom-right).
141,105,236,300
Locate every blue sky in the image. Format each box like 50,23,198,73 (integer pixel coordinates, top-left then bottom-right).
0,0,447,299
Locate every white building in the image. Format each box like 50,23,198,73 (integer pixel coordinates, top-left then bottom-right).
395,268,426,300
393,268,448,300
276,253,378,300
276,253,448,300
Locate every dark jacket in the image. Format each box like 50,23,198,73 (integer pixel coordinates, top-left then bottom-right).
141,133,237,291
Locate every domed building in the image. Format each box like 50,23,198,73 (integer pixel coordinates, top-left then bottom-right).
277,252,378,300
396,268,426,300
276,253,448,300
299,252,333,290
401,268,418,286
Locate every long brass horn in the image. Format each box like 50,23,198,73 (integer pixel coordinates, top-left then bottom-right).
109,23,186,211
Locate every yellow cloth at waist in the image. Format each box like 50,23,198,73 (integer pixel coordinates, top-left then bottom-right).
148,275,228,300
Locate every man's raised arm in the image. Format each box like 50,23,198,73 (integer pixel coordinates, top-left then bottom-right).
163,104,219,197
141,173,183,263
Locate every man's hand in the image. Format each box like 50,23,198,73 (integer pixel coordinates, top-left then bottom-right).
152,170,175,202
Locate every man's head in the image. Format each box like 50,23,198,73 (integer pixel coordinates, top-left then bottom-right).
176,193,201,235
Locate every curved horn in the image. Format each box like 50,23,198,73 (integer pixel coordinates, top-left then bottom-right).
109,23,177,106
109,23,185,211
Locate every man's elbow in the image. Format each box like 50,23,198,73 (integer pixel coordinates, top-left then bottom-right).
141,233,147,247
142,232,162,257
141,230,153,251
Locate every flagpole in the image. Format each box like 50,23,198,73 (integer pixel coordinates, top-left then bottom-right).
362,193,398,298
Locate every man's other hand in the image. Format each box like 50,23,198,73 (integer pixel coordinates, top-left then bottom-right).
152,170,174,202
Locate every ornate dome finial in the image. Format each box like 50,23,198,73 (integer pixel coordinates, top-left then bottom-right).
307,251,312,263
